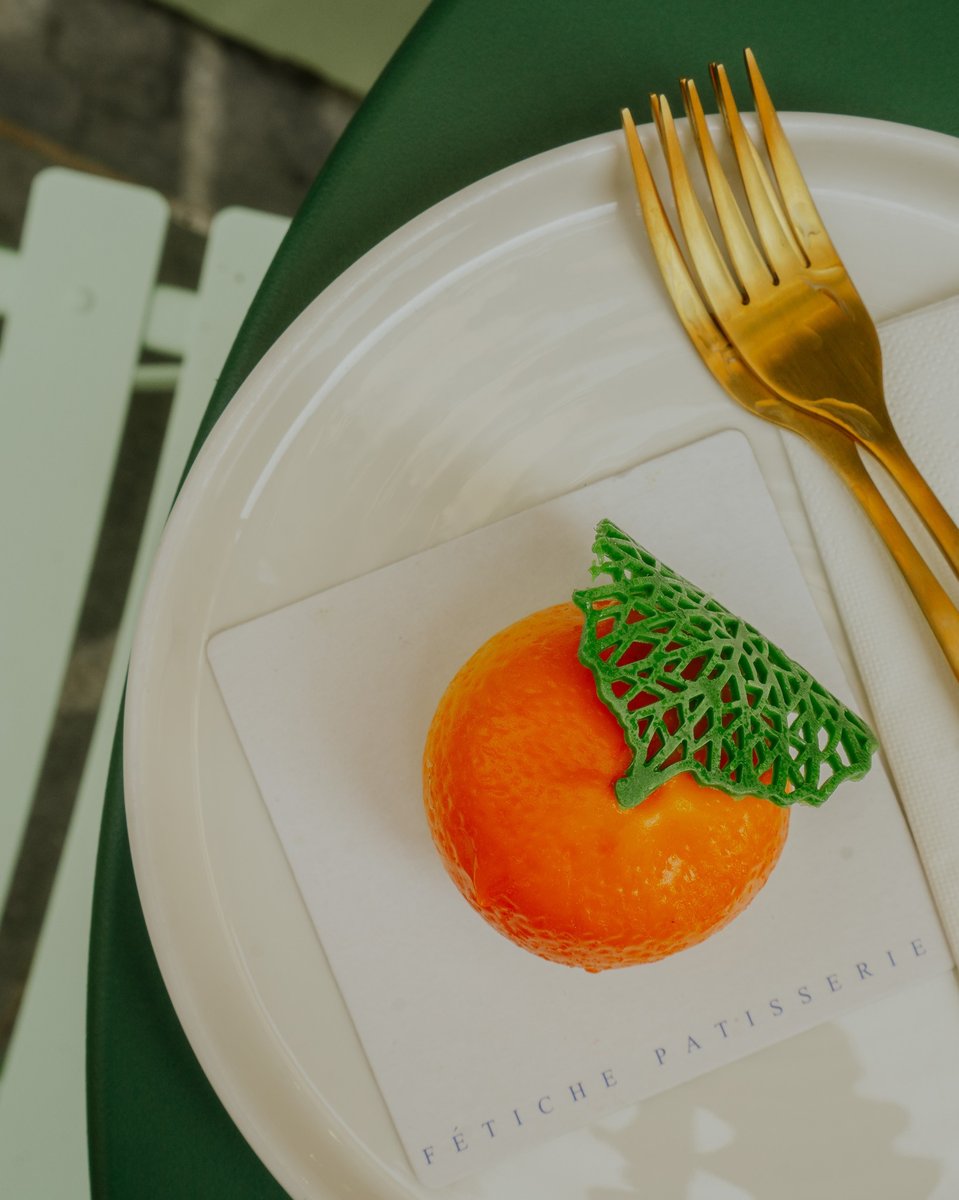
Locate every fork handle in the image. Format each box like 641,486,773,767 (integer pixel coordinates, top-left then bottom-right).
812,429,959,682
866,427,959,584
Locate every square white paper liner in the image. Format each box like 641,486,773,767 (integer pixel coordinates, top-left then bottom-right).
208,431,951,1187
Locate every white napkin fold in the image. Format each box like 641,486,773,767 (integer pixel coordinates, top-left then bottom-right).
786,294,959,963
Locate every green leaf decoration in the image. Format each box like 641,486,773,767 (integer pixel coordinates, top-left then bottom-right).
573,520,877,809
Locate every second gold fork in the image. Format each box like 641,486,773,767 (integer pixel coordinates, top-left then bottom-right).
642,50,959,584
621,108,959,681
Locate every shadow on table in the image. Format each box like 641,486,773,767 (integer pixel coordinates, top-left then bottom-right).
588,1020,941,1200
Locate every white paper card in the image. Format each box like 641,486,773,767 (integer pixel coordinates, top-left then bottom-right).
208,431,951,1188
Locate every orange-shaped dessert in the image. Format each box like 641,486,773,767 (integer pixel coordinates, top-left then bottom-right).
424,603,789,970
423,521,876,972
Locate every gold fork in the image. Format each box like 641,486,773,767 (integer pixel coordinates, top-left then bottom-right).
621,106,959,681
627,48,959,584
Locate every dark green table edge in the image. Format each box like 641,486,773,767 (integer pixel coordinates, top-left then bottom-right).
87,1,959,1195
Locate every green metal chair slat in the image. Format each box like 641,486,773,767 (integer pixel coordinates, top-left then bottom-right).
0,177,288,1198
0,169,169,910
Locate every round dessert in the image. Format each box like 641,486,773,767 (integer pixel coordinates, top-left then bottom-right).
423,601,791,972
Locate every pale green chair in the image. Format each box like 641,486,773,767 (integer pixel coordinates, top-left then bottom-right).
0,167,288,1196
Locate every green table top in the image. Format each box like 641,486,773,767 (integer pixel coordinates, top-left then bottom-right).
87,1,959,1195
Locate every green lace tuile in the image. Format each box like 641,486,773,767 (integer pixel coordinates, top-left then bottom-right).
573,520,877,809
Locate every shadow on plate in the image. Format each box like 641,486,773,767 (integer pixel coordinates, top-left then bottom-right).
588,1019,940,1200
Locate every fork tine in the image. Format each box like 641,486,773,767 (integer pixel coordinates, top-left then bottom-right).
649,92,745,310
680,76,772,297
620,108,723,358
710,60,806,278
744,48,838,267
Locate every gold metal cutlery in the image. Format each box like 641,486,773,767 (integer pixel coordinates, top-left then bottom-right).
621,50,959,679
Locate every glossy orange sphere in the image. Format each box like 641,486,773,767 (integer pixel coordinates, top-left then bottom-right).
423,602,789,971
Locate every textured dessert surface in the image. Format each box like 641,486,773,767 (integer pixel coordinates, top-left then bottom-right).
424,603,789,971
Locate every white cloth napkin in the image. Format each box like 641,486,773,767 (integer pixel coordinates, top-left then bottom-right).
786,294,959,963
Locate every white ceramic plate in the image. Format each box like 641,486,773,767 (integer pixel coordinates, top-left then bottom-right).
127,114,959,1200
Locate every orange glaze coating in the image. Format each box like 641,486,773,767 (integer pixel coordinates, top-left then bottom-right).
423,602,789,971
